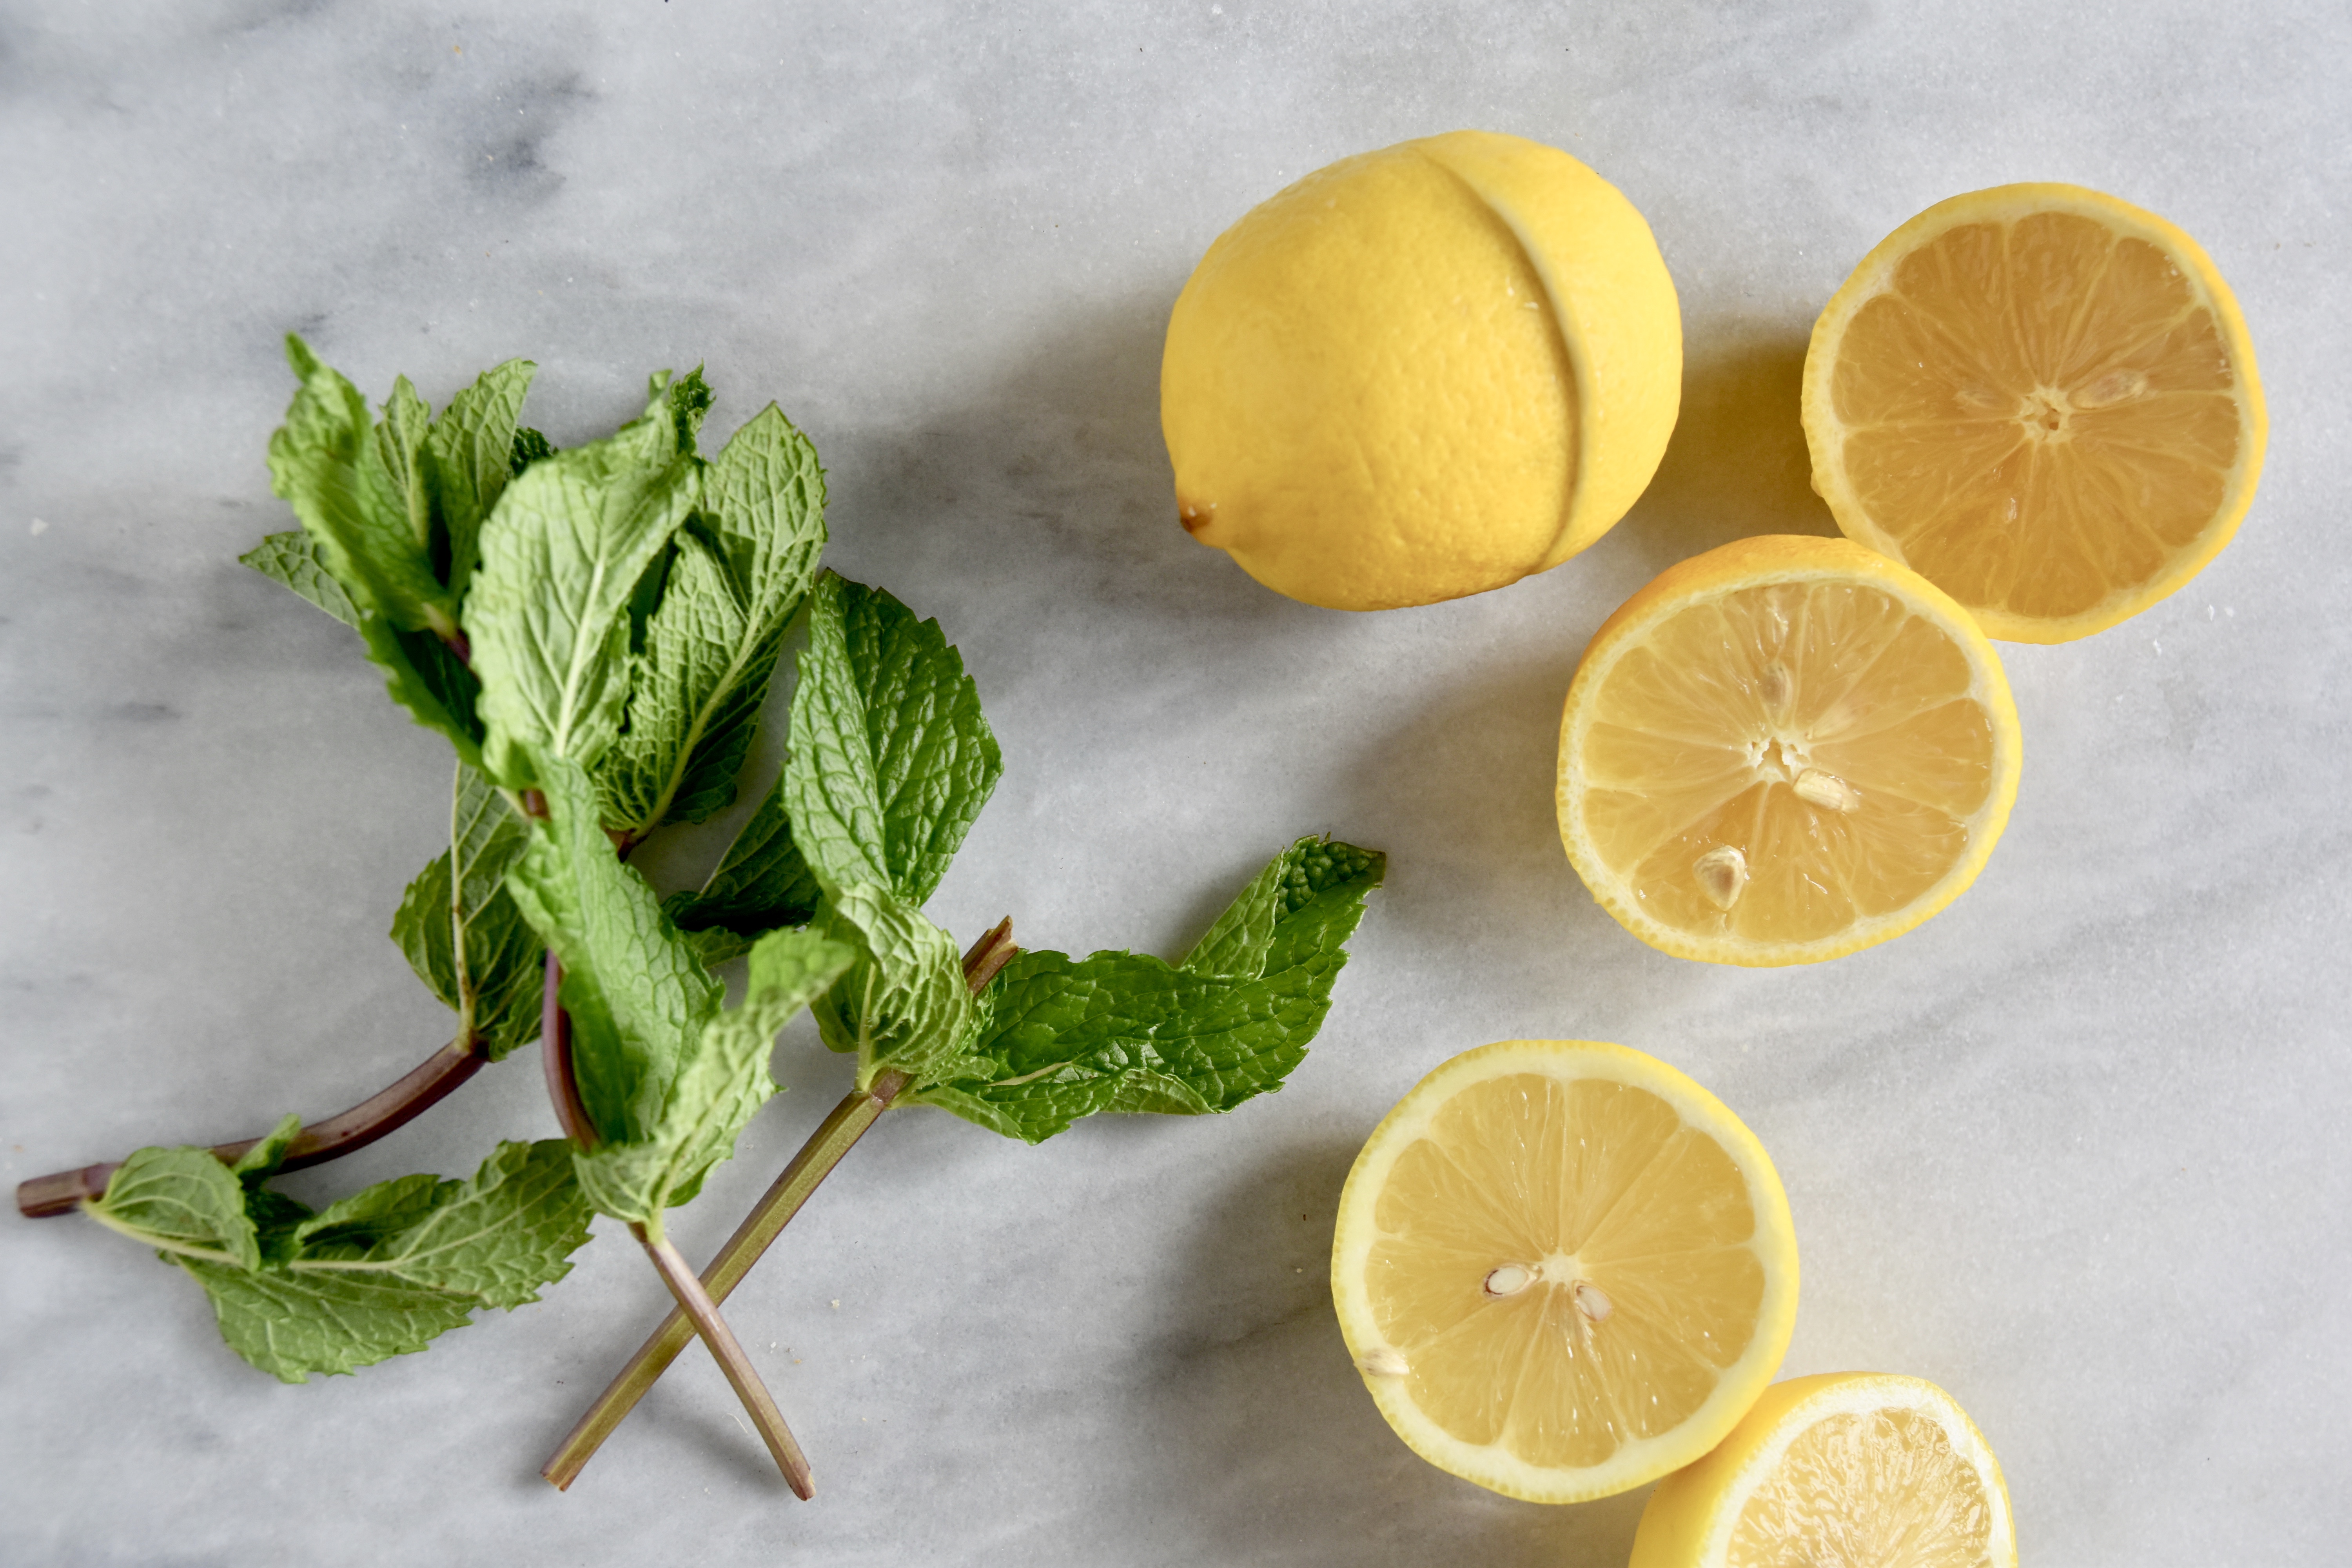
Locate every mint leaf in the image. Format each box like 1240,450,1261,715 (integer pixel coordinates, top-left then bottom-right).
390,763,544,1059
239,530,361,630
502,754,720,1144
361,617,488,766
288,1138,590,1308
783,575,1001,906
172,1139,592,1383
511,426,556,473
596,406,829,838
373,375,435,567
572,928,851,1236
464,381,705,789
808,880,976,1088
913,837,1385,1142
265,336,455,638
177,1261,476,1382
85,1145,261,1268
665,775,822,950
422,358,535,599
596,536,773,836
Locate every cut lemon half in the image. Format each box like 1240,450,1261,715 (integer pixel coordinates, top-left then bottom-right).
1631,1371,2016,1568
1557,535,2021,967
1804,183,2265,642
1331,1040,1798,1503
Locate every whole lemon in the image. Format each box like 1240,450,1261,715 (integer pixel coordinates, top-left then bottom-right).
1161,131,1682,610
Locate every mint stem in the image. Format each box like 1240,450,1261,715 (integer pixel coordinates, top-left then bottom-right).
538,916,1015,1490
631,1221,815,1500
15,1035,489,1219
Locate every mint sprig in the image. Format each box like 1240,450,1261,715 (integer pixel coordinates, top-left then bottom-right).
33,340,1386,1506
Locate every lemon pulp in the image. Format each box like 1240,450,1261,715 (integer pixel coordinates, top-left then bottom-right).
1580,578,1996,944
1369,1074,1765,1465
1336,1040,1797,1501
1726,1405,1996,1567
1559,536,2020,966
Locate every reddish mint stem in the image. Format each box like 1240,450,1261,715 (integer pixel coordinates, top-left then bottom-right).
16,1036,490,1219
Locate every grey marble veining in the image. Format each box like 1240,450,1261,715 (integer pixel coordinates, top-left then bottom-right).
4,3,2348,1564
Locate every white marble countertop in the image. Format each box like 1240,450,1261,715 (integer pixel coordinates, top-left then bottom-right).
4,3,2347,1563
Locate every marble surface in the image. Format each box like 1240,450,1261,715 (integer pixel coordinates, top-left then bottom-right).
4,2,2348,1563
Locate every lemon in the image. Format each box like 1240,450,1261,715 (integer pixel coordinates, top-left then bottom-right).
1330,1039,1797,1503
1160,131,1682,610
1557,535,2021,967
1804,183,2265,643
1631,1371,2016,1568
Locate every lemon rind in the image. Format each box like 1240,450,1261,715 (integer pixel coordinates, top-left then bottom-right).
1630,1371,2017,1568
1331,1040,1800,1504
1418,132,1685,575
1556,536,2023,968
1801,181,2267,644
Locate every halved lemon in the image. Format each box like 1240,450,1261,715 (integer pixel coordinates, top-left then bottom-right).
1557,535,2021,967
1631,1371,2016,1568
1804,183,2265,643
1330,1040,1798,1503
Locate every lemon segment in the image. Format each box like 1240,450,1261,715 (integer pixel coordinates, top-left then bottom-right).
1631,1371,2017,1568
1558,536,2021,967
1161,131,1681,611
1332,1040,1798,1503
1804,183,2265,643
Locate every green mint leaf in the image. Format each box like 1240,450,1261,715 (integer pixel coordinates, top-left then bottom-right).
176,1139,592,1382
511,426,556,474
374,375,435,564
664,776,822,948
390,763,544,1059
595,535,769,835
808,880,975,1088
265,336,455,638
292,1138,590,1308
227,1112,306,1185
359,617,488,767
502,754,720,1144
423,358,535,600
85,1145,262,1268
783,574,1002,906
572,928,851,1234
914,837,1385,1142
176,1259,476,1383
464,393,703,789
239,530,362,630
595,405,830,838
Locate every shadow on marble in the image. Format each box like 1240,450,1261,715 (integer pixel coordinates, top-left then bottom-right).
819,287,1306,634
1617,322,1840,579
1129,1133,1650,1566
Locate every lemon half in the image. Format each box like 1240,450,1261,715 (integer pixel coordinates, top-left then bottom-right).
1331,1040,1798,1503
1804,183,2265,642
1557,535,2022,967
1161,130,1682,610
1632,1371,2017,1568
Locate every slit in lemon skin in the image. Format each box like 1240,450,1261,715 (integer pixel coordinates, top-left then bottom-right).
1803,182,2265,644
1160,130,1682,611
1332,1040,1798,1504
1630,1371,2016,1568
1557,535,2021,967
